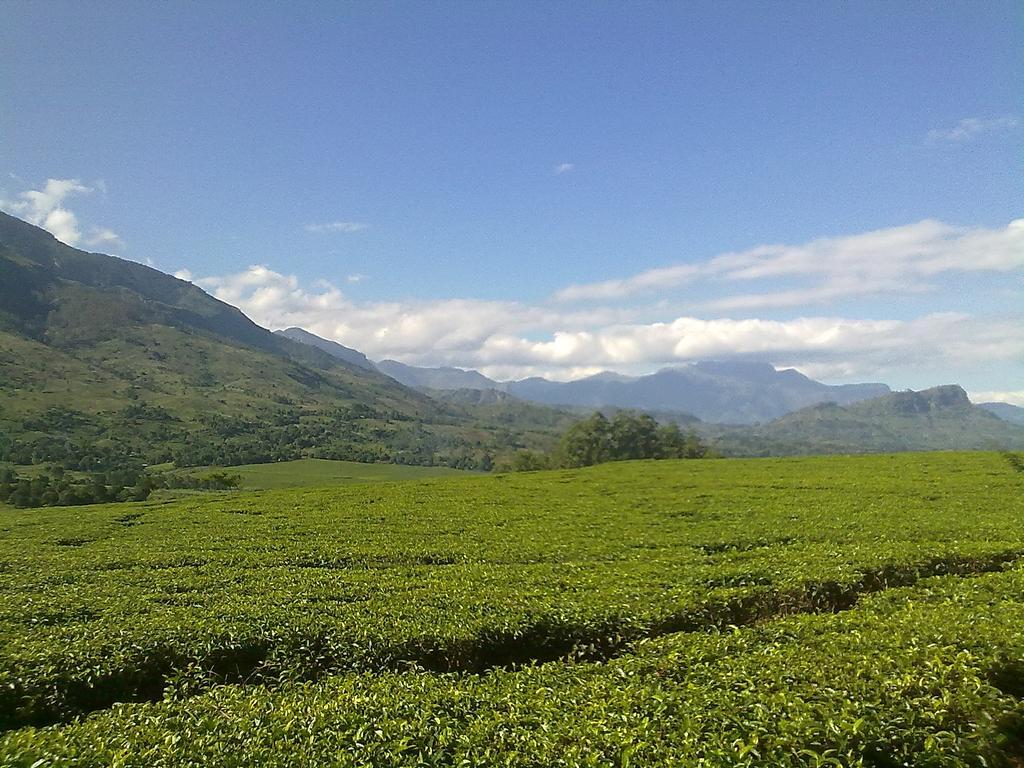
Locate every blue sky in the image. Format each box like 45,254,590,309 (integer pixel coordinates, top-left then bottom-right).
2,1,1022,398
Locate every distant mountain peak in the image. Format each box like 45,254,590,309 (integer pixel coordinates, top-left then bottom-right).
580,371,635,383
924,384,971,404
274,327,376,371
371,352,899,424
376,359,497,391
498,361,891,424
879,385,971,415
692,360,779,377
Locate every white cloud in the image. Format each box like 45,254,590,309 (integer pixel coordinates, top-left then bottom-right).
41,208,84,246
346,274,366,284
304,221,368,234
174,269,194,282
554,162,575,175
556,218,1024,308
556,263,703,302
970,390,1024,407
926,116,1020,143
1,178,90,245
480,312,1024,382
191,259,1024,385
85,227,124,250
0,177,123,249
196,264,647,359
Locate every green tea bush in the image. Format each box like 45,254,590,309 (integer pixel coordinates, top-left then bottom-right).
0,452,1022,765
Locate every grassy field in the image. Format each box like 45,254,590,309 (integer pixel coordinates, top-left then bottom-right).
168,458,474,490
2,452,1023,765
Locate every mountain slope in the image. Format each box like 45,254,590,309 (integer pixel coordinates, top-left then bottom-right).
0,211,421,382
274,327,376,370
428,388,521,406
706,385,1024,455
2,212,284,356
980,402,1024,426
377,359,498,390
0,212,551,470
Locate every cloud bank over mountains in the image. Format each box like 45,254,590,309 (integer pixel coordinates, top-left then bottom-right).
2,176,1020,391
189,218,1024,385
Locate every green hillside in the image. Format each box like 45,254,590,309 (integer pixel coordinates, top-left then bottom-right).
0,212,566,471
2,453,1024,764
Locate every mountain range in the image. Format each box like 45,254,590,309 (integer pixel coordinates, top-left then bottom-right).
287,328,893,424
2,209,1023,469
376,358,498,391
499,362,891,424
282,326,1024,453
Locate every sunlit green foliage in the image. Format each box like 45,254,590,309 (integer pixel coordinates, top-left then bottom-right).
0,466,156,507
557,411,712,467
1,452,1023,764
6,568,1024,766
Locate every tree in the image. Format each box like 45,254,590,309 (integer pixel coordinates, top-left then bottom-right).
522,411,716,471
557,413,614,468
509,450,550,472
610,412,660,460
10,480,33,507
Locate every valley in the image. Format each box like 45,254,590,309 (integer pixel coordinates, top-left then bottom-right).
3,4,1021,765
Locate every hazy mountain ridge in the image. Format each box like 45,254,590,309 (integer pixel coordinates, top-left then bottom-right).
285,328,893,425
502,362,891,424
275,327,377,371
376,359,498,390
238,326,1024,456
980,402,1024,426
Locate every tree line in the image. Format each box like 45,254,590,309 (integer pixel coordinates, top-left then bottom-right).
0,467,158,508
2,404,500,473
0,467,242,509
498,411,715,472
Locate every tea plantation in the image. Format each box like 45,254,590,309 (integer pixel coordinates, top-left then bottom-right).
2,453,1023,766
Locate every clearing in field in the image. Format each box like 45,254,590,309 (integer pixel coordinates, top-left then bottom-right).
167,458,474,490
2,452,1024,766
